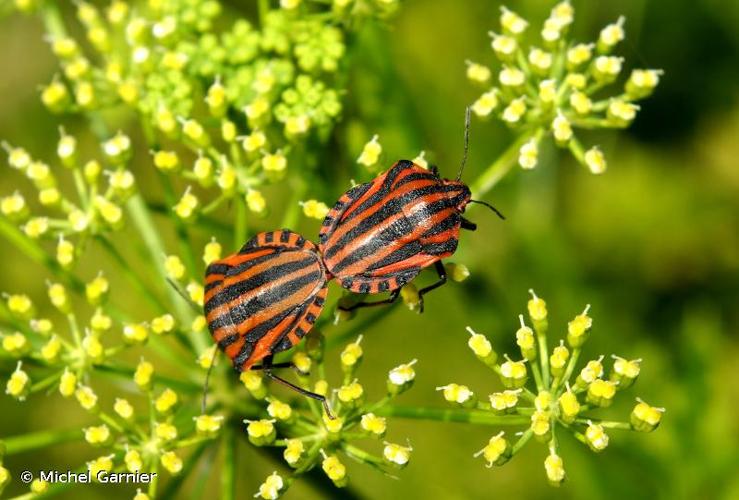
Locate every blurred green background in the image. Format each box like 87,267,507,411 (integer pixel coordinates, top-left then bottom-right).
1,0,738,499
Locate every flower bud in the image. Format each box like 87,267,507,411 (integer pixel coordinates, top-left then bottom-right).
465,61,491,83
154,422,178,441
490,32,517,60
84,424,111,446
301,200,329,220
155,106,177,136
626,69,662,99
123,323,149,344
125,449,142,472
569,91,592,115
544,453,565,486
23,217,49,238
471,89,498,118
193,155,214,187
357,135,382,168
585,421,609,451
499,356,528,389
292,351,312,375
6,294,34,319
182,119,210,147
164,255,186,281
466,326,497,365
2,332,29,357
241,371,267,399
153,150,180,173
530,410,552,441
41,79,71,112
592,56,623,83
515,315,537,361
630,399,664,432
241,130,267,155
1,192,28,221
205,78,227,117
567,43,594,69
499,66,524,88
48,282,70,313
552,113,573,144
538,79,557,105
82,332,104,362
5,362,29,400
285,115,311,139
474,431,511,467
134,359,153,389
57,132,77,167
102,132,132,164
321,454,347,487
56,237,75,268
85,273,109,305
610,355,641,389
267,399,293,422
337,380,364,407
256,472,284,499
567,304,592,346
160,451,183,475
586,379,617,407
283,438,304,467
40,335,62,362
387,359,417,395
246,189,267,215
174,187,199,221
151,314,175,335
550,341,569,377
445,262,470,282
262,151,287,175
75,384,98,411
399,283,420,311
500,6,528,35
541,19,562,46
323,412,344,434
502,97,526,124
529,48,552,74
488,389,520,414
108,169,135,199
59,368,77,397
436,383,475,407
598,16,625,52
607,99,639,126
87,455,114,480
90,309,112,333
114,398,134,420
383,442,412,469
558,385,580,423
360,413,387,437
155,388,178,414
31,479,49,494
576,356,604,389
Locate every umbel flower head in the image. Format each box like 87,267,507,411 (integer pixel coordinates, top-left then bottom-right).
444,290,664,486
245,334,415,497
468,2,662,175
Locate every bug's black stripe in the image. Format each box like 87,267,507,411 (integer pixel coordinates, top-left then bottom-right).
205,256,317,311
218,332,239,348
424,238,459,256
324,183,454,260
420,213,460,238
330,197,452,273
223,250,286,278
226,270,323,326
364,241,424,272
280,231,290,243
336,161,415,226
205,279,223,293
206,263,231,276
207,269,322,331
392,171,437,189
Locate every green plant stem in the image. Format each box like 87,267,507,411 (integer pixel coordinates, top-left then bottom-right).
574,418,632,430
234,192,247,249
511,428,533,455
125,194,204,352
3,428,81,455
95,235,168,313
221,425,236,500
469,129,539,198
0,217,83,293
375,405,530,425
553,347,581,396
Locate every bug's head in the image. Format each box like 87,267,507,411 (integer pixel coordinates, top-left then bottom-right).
441,178,473,213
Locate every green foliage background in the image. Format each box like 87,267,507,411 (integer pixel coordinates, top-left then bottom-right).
1,0,738,498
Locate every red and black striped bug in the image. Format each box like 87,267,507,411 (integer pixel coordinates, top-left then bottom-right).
319,109,503,313
204,229,331,414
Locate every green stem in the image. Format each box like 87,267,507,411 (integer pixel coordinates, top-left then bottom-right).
511,429,533,455
233,193,247,249
574,418,632,430
95,235,168,313
553,347,580,396
375,405,530,426
221,425,236,500
3,428,81,455
125,194,203,352
469,129,539,198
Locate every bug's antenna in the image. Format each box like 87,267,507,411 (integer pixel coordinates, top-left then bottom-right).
469,199,505,220
456,107,472,181
201,347,219,414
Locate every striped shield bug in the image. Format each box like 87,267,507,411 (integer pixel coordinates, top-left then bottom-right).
319,108,503,313
204,229,331,414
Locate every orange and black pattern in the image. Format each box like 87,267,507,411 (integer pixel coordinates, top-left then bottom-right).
319,160,472,294
204,229,327,372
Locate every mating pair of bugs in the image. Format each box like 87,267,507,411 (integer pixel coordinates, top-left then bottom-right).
202,110,502,415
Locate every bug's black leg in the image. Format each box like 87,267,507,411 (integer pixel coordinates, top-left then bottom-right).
460,217,477,231
416,261,448,314
338,289,401,312
429,164,440,178
261,355,334,418
250,361,295,370
166,277,202,314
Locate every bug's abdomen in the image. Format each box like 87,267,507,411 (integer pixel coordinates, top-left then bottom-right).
319,161,462,294
204,230,327,371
